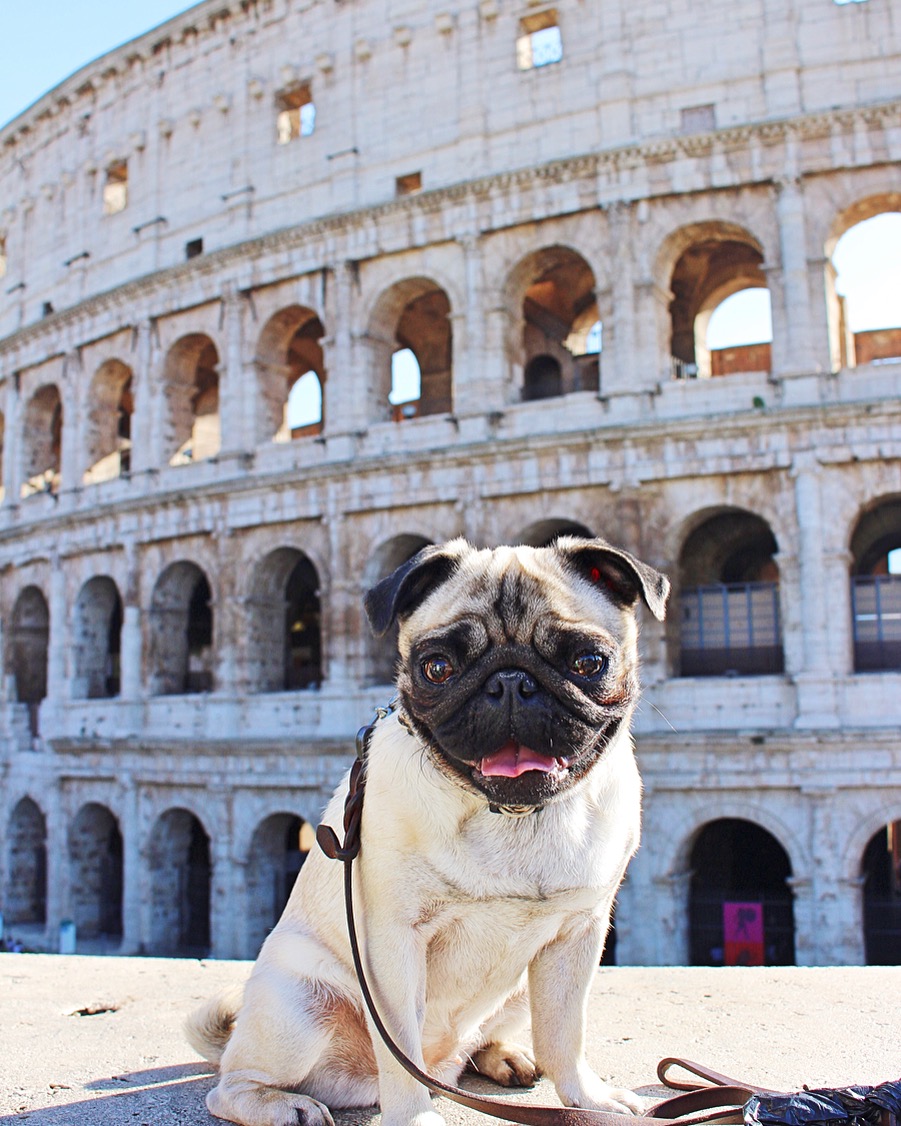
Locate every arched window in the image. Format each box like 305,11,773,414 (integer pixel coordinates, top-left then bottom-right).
6,797,47,928
247,548,322,692
705,288,773,376
679,511,783,676
510,247,600,400
148,809,211,957
861,821,901,964
849,498,901,671
285,370,323,436
84,360,133,483
22,384,62,496
689,818,795,966
73,577,123,699
256,306,326,442
149,562,214,695
69,803,123,942
827,207,901,371
366,535,432,684
10,586,49,733
164,335,220,465
245,813,315,956
516,519,594,547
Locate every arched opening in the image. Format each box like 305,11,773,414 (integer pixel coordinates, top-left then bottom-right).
73,577,123,699
69,803,123,943
861,820,901,965
5,797,47,928
704,288,773,377
83,360,134,484
10,586,49,734
366,534,433,684
370,279,453,421
511,247,600,400
245,813,315,955
148,808,211,957
149,562,214,695
679,510,783,676
849,498,901,671
164,334,220,465
667,228,769,379
255,306,326,442
689,818,795,966
516,519,594,547
247,548,322,692
21,384,62,497
826,204,901,371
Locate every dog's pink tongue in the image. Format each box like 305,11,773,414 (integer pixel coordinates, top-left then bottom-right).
479,740,557,778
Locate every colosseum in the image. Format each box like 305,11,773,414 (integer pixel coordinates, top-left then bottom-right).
0,0,899,966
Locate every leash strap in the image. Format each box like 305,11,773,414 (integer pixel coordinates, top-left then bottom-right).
316,710,756,1126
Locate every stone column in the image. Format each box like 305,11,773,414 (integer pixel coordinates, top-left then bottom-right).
128,318,159,476
772,177,817,376
453,234,503,416
120,544,143,700
60,351,83,490
218,285,251,457
322,261,370,438
599,203,640,398
118,774,142,953
2,372,22,504
791,458,840,727
209,800,237,959
46,557,68,705
630,280,672,393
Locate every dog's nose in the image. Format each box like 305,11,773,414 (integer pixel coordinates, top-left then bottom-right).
484,668,539,701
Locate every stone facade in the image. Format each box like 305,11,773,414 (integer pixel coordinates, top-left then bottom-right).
0,0,900,964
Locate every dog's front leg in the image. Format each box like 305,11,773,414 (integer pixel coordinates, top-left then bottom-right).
361,909,445,1126
528,909,642,1116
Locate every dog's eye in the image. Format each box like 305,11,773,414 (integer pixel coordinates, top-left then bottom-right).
421,655,455,684
570,653,608,679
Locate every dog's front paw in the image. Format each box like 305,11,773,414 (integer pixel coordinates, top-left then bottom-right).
556,1069,646,1116
469,1043,540,1088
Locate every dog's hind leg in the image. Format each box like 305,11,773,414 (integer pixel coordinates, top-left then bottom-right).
204,970,379,1126
469,984,539,1088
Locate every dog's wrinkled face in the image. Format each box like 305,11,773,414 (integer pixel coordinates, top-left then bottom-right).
365,537,669,809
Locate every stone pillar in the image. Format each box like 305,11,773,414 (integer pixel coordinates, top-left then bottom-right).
212,534,242,698
60,351,83,490
630,280,672,393
118,774,142,953
46,558,68,705
322,261,369,436
209,804,237,959
120,544,143,699
791,458,840,727
599,203,640,398
129,318,159,475
483,305,518,407
453,234,503,416
218,285,250,457
772,177,820,377
2,372,22,504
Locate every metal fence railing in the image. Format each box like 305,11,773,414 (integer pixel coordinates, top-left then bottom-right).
852,574,901,671
681,581,783,676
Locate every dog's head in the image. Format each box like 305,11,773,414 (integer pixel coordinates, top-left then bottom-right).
365,537,669,809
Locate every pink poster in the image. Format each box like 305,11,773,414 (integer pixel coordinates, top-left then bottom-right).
723,901,764,966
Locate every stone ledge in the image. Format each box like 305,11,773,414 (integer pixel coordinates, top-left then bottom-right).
2,955,900,1125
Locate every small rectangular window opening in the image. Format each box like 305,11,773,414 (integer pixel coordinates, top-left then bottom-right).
186,238,204,259
516,10,562,71
680,104,717,134
276,83,316,145
396,172,422,197
103,160,128,215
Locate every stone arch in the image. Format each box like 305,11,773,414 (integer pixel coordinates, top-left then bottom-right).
254,305,326,442
504,246,600,400
163,334,220,465
848,495,901,671
658,221,769,379
21,383,62,496
68,802,123,942
677,508,783,677
83,359,134,484
365,533,433,684
5,797,47,927
514,518,594,547
9,586,49,732
148,561,214,695
244,811,315,956
367,278,453,421
860,818,901,965
688,817,795,966
73,576,123,699
824,195,901,371
147,807,211,957
246,547,323,692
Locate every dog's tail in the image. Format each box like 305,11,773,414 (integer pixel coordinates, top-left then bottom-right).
184,987,243,1064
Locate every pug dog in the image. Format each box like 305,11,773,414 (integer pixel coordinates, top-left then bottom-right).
187,537,669,1126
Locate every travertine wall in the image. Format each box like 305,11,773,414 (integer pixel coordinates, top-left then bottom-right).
0,0,900,964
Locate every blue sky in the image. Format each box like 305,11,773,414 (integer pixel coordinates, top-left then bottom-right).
1,1,193,129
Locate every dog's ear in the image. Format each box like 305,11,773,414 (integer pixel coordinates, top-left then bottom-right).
554,536,670,621
365,541,467,636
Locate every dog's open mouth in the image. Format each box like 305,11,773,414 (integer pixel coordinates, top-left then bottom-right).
477,739,568,779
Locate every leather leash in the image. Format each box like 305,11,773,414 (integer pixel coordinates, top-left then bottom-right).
316,706,766,1126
